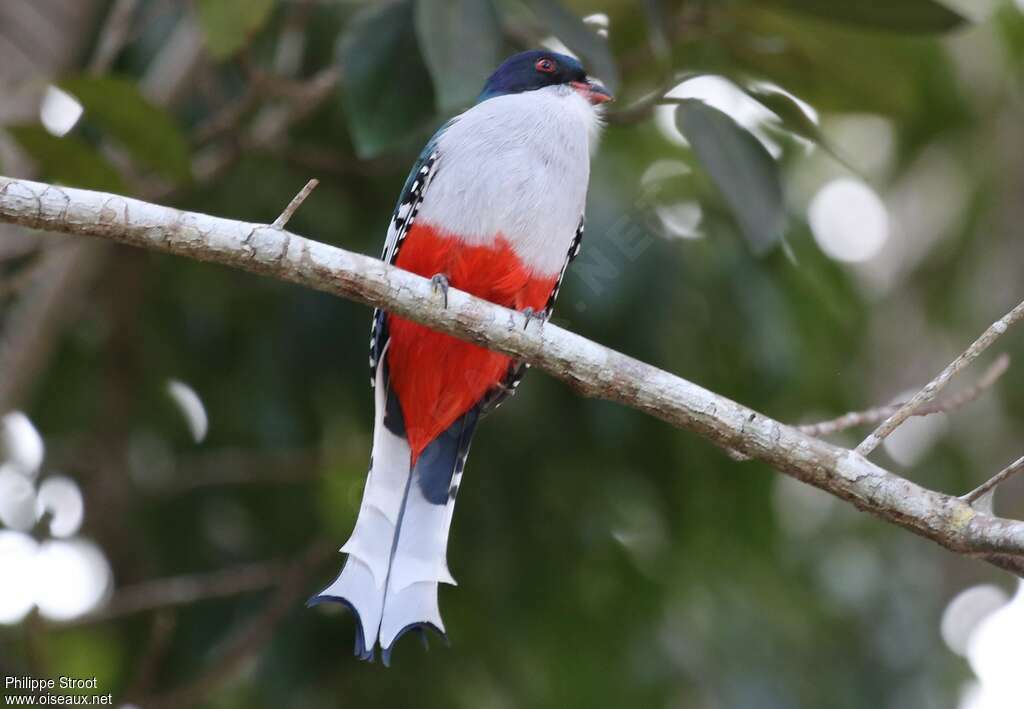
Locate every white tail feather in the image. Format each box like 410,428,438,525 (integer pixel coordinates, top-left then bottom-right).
312,345,463,661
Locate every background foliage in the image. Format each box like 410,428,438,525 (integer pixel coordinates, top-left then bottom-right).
2,0,1024,707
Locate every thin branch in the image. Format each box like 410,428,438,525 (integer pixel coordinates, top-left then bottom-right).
144,541,334,709
87,0,140,76
963,456,1024,505
797,354,1010,437
191,86,260,145
190,66,340,184
1,176,1023,576
122,610,176,700
272,178,319,230
63,557,289,626
857,301,1024,456
605,72,701,125
168,448,321,493
0,241,103,411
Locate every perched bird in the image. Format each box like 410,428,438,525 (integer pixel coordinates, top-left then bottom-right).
308,50,611,664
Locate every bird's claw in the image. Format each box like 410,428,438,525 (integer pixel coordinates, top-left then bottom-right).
520,307,546,331
431,274,449,309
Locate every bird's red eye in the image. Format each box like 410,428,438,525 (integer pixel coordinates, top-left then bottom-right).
535,58,557,74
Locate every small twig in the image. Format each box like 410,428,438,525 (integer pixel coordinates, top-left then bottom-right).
272,179,319,230
857,300,1024,456
87,0,140,76
168,448,321,493
191,86,260,145
278,145,402,180
190,66,341,184
61,557,289,626
605,71,701,125
963,455,1024,505
798,354,1010,437
122,610,177,700
725,354,1010,462
144,541,334,709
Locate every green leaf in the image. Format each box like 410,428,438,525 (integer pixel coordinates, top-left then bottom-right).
758,0,967,33
60,76,191,181
415,0,503,111
743,85,853,167
195,0,275,59
525,1,619,91
726,7,958,118
336,0,436,158
743,86,821,144
675,99,784,253
8,125,127,193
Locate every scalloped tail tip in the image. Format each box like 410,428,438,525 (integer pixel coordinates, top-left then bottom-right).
307,594,449,665
381,622,448,667
306,594,375,662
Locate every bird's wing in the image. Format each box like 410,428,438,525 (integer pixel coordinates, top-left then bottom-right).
543,215,585,316
368,126,450,385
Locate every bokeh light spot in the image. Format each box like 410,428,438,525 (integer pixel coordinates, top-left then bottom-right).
1,411,45,477
0,531,38,624
961,583,1024,709
39,85,84,137
36,475,85,538
34,539,112,621
808,178,889,263
0,464,38,531
167,379,209,443
942,584,1009,657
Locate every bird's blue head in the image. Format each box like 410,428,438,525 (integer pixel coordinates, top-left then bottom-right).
478,50,613,105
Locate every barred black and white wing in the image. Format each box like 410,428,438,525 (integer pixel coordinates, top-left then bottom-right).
544,216,584,316
368,147,440,385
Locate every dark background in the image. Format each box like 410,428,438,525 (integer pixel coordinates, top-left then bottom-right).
1,1,1022,707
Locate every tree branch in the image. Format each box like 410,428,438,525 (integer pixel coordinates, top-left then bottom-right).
142,541,334,709
1,175,1023,576
272,178,318,229
63,556,290,626
963,455,1024,506
857,300,1024,455
796,353,1010,438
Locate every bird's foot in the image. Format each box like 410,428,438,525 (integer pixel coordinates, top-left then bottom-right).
520,307,547,331
430,274,449,309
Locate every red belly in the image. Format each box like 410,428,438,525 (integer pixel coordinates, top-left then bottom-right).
387,223,556,462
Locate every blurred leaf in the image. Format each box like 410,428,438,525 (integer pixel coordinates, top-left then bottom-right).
337,0,436,158
60,76,190,181
742,84,849,165
642,0,671,64
743,86,821,144
195,0,275,59
727,7,957,117
996,4,1024,77
8,125,127,193
415,0,503,110
524,0,619,91
675,99,784,252
758,0,966,33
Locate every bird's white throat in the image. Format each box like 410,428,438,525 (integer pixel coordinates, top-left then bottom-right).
415,85,603,276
